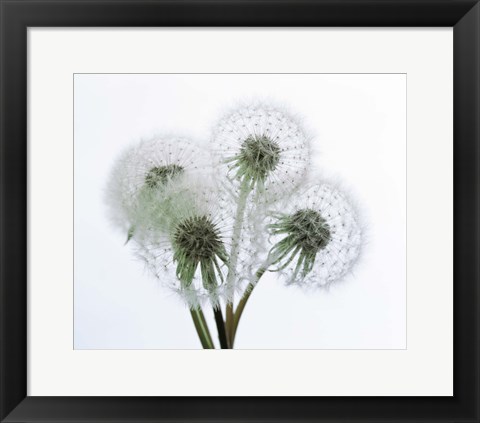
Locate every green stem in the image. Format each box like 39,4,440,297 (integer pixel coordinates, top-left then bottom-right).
213,306,230,349
225,179,252,345
226,303,234,347
190,308,215,349
231,266,268,345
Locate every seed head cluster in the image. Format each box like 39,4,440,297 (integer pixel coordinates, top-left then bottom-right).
231,134,281,183
145,164,184,189
173,216,222,260
268,209,331,278
172,215,228,290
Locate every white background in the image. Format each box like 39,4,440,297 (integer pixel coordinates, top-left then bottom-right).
74,73,406,350
29,28,452,396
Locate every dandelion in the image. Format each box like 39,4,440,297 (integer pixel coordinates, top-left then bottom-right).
211,103,311,198
135,179,240,348
267,183,362,287
134,178,236,310
210,104,312,344
104,135,207,241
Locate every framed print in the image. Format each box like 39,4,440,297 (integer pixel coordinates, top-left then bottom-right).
0,1,479,422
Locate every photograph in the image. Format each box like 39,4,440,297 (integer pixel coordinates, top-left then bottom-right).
73,73,406,349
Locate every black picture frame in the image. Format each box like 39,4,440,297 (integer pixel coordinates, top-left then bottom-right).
1,1,479,422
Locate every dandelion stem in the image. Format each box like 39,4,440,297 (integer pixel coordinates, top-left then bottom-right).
231,266,268,345
225,178,252,345
226,303,234,346
190,308,215,349
213,306,230,349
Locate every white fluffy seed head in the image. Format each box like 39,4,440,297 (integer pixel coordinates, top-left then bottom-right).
210,102,311,202
134,178,244,309
267,183,363,288
104,135,208,239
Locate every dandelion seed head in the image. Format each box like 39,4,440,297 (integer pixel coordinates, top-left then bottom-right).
268,183,363,288
104,135,207,238
134,178,238,308
278,209,332,253
172,214,228,291
234,134,281,183
173,216,223,261
211,102,311,200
